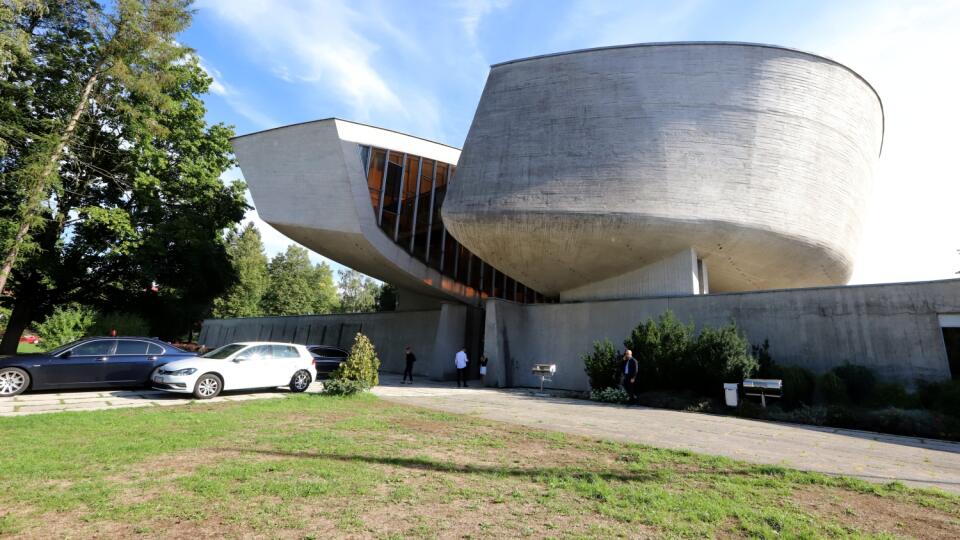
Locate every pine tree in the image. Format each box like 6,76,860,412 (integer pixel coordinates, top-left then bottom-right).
212,223,269,318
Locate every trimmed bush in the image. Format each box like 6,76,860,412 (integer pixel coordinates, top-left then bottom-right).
767,364,816,410
331,332,380,388
815,371,848,405
831,364,876,405
590,387,630,404
623,311,694,390
321,378,368,396
690,323,758,396
582,339,620,391
870,382,917,409
917,379,960,416
36,305,97,350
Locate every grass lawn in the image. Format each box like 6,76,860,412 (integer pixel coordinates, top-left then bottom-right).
0,395,958,539
15,342,41,354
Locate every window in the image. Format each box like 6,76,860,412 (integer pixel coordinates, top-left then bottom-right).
272,345,300,358
380,153,404,231
71,340,115,356
367,148,386,214
396,155,420,245
147,343,165,355
312,347,347,358
202,344,244,359
115,340,149,355
245,345,273,359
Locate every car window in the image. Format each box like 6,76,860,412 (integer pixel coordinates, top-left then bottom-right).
201,344,245,359
70,340,115,356
147,343,165,355
311,347,346,358
272,345,300,358
244,345,273,359
115,340,149,355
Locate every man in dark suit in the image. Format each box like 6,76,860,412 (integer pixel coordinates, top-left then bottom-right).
622,349,639,403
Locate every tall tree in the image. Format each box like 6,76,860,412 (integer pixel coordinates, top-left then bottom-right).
0,0,193,296
0,1,247,350
212,223,269,319
338,269,378,313
261,245,318,316
312,260,340,314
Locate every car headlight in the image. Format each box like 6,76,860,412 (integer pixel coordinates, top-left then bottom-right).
170,368,196,376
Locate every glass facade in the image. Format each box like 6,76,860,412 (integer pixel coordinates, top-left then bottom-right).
360,144,544,303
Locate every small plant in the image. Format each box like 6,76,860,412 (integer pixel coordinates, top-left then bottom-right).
321,378,368,396
35,304,97,350
330,332,380,388
582,339,620,391
590,387,630,404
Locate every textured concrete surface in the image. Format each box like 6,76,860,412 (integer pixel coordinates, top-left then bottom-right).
445,42,884,298
372,375,960,494
485,279,960,390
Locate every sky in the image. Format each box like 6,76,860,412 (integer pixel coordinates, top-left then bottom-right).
184,0,960,285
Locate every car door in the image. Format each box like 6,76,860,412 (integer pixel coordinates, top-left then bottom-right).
228,344,273,390
44,339,116,387
101,339,152,385
272,345,302,385
310,347,347,379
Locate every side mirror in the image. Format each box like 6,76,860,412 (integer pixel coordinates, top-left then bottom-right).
233,356,248,363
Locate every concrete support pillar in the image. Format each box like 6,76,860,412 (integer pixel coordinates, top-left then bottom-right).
430,303,468,381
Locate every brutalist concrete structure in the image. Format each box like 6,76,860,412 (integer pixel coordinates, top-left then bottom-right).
218,42,960,387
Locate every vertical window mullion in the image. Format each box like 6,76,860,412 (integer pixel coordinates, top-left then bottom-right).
408,157,423,253
377,149,390,226
393,153,407,241
424,161,438,264
438,228,447,273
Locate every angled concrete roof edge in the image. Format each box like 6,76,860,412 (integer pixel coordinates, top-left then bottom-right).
490,41,885,155
230,117,462,152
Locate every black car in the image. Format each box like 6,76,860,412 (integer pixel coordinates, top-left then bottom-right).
307,345,349,379
0,337,195,396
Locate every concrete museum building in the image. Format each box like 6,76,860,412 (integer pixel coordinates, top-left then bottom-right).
200,42,960,389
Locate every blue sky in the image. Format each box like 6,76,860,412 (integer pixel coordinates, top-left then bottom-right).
185,0,960,285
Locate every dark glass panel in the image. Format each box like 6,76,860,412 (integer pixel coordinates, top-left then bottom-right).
380,153,403,234
412,159,434,261
359,145,370,174
396,155,419,246
367,148,386,214
504,276,516,302
443,233,458,278
468,252,481,291
491,268,501,298
456,245,470,284
429,227,445,271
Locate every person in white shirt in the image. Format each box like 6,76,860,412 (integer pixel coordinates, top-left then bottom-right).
455,348,469,388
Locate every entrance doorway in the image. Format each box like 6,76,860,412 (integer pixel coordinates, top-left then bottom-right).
939,314,960,380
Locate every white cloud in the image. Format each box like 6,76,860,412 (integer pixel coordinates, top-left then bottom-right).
458,0,511,42
197,57,277,130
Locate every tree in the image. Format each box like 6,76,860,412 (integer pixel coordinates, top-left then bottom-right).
376,283,397,311
261,245,316,316
330,332,380,388
312,260,340,314
212,223,269,319
337,269,378,313
0,0,195,296
0,2,247,350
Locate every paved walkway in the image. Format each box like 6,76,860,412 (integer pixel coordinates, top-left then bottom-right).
372,376,960,494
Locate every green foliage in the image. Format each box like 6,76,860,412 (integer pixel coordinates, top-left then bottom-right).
870,382,917,408
35,304,95,349
331,332,380,388
690,323,758,396
260,245,339,316
212,223,269,319
830,364,877,405
321,378,368,396
815,371,849,405
752,339,774,376
765,363,816,410
312,261,340,314
89,312,150,337
582,339,620,391
917,379,960,417
337,269,378,313
623,311,694,390
376,283,398,312
590,387,630,404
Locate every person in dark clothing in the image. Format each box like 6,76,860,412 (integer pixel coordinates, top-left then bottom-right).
402,346,416,384
622,349,639,402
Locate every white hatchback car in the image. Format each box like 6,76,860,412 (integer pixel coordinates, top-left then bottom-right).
151,342,317,399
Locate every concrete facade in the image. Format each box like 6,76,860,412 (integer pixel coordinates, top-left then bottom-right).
444,42,884,300
483,279,960,391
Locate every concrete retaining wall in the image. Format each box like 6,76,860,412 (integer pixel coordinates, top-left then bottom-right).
483,279,960,391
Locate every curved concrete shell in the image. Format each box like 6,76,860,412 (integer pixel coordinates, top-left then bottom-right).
443,42,884,298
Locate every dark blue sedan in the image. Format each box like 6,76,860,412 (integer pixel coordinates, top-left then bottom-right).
0,337,195,396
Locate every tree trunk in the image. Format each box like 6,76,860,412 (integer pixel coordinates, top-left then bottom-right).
0,275,40,354
0,66,101,295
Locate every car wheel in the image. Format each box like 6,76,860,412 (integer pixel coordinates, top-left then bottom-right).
193,373,222,399
0,367,29,397
289,370,312,393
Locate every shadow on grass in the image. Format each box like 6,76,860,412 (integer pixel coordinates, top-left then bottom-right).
226,447,670,484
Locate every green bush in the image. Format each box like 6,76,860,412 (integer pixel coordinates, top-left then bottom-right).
830,364,876,405
590,387,630,404
331,332,380,387
917,379,960,416
870,382,917,409
623,311,694,390
752,339,774,376
815,371,849,405
36,305,97,350
90,312,151,337
767,364,816,410
582,339,620,391
690,323,758,396
321,378,368,396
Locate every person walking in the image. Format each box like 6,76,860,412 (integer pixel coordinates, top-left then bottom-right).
479,355,488,385
455,347,469,388
622,349,638,403
402,346,416,384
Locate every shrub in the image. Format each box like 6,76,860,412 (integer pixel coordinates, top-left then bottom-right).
590,387,630,404
89,312,150,337
690,322,758,396
623,311,694,390
766,364,816,410
752,339,774,377
815,371,849,405
321,378,368,396
331,332,380,387
582,339,620,391
36,305,97,350
917,379,960,416
830,364,876,405
870,382,917,409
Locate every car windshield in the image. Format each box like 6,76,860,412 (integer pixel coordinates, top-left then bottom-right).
46,339,87,356
201,344,246,359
